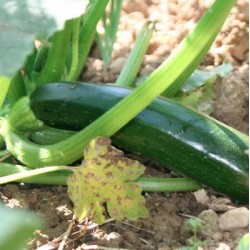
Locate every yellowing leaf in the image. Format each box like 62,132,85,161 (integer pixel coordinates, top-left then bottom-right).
67,137,148,224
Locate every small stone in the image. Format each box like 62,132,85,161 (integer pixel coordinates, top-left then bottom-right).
3,184,19,198
158,244,170,250
116,31,134,48
209,197,235,212
56,205,73,221
106,232,121,241
123,0,148,17
122,231,138,244
140,64,155,76
218,207,249,231
143,54,162,68
193,189,210,206
215,242,231,250
198,209,219,236
230,228,247,241
223,232,231,240
109,57,126,74
212,232,223,241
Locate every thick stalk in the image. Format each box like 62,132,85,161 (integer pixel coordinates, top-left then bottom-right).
30,126,75,145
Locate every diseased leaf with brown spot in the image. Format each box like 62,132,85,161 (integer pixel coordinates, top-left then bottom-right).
67,137,148,225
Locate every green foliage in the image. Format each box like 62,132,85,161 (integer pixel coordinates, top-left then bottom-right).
0,0,243,246
0,204,43,250
175,62,232,113
67,137,148,224
0,0,89,78
96,0,123,67
136,62,233,114
181,217,205,250
181,62,233,93
237,233,249,250
175,76,216,114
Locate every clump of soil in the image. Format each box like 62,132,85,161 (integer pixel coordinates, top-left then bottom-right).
213,64,249,134
0,1,248,249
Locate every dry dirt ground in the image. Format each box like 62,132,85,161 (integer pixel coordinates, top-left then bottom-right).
0,1,249,249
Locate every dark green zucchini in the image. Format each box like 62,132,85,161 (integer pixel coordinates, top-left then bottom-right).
30,82,249,202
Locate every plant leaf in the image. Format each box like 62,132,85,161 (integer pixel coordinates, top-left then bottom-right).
236,233,249,250
0,0,89,77
0,204,43,250
181,61,233,93
67,137,148,224
174,77,216,114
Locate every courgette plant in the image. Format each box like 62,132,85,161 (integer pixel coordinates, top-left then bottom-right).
0,0,248,226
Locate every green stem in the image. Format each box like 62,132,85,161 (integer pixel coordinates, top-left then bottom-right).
0,76,11,109
0,163,71,185
37,20,73,86
116,21,155,87
0,165,70,184
109,0,123,47
0,163,200,192
75,0,109,78
136,177,201,192
0,137,5,150
7,97,44,132
33,43,49,73
7,71,26,103
96,0,123,67
2,0,236,167
0,150,9,159
30,126,75,145
67,18,80,81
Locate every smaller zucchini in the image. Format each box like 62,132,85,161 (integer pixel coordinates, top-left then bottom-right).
30,82,249,202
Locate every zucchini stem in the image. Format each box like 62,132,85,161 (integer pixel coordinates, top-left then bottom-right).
67,18,80,81
37,20,73,86
0,163,201,192
116,21,155,87
75,0,109,78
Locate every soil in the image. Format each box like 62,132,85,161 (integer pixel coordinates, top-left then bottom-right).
0,1,249,249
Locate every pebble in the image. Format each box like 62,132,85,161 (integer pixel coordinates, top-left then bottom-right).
215,242,231,250
109,57,126,74
198,209,219,237
106,232,121,241
3,184,19,198
122,231,138,244
193,189,210,206
123,0,148,17
116,31,134,48
212,232,223,241
218,207,249,231
139,64,155,76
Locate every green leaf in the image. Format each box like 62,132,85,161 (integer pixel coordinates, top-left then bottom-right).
173,62,233,114
0,0,89,77
175,77,216,114
237,234,249,250
181,62,233,92
0,203,43,250
67,137,148,224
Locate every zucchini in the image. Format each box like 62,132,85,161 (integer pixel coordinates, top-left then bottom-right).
30,82,248,202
